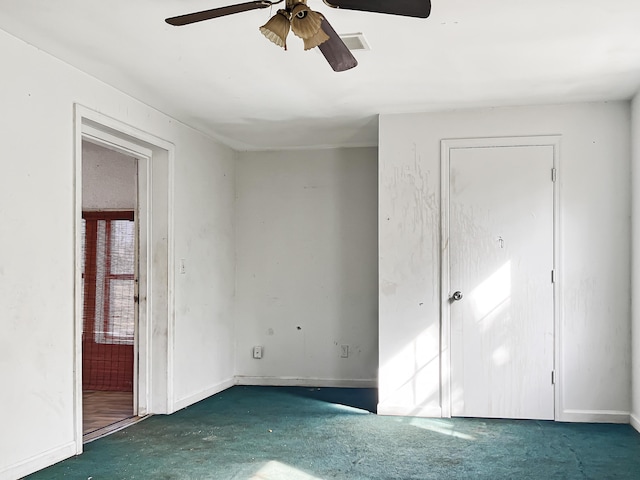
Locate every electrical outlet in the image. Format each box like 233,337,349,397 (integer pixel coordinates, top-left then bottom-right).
340,344,349,358
253,346,263,359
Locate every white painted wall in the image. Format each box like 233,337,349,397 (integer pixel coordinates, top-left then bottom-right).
235,148,378,386
82,141,136,210
0,29,235,479
379,103,632,422
632,93,640,433
172,130,236,409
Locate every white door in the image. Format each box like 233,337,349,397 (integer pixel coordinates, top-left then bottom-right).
448,142,555,420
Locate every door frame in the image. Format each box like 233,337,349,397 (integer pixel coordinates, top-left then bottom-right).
73,105,176,454
439,135,561,419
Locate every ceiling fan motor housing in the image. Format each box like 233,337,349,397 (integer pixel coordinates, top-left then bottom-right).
286,0,306,9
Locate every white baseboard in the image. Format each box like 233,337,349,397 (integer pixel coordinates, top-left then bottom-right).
631,413,640,433
234,376,377,389
560,409,630,424
172,377,235,412
377,403,442,418
0,441,76,480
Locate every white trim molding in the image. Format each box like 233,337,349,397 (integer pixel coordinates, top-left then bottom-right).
173,378,236,412
377,404,443,418
629,413,640,432
560,409,630,424
0,442,76,480
235,376,377,389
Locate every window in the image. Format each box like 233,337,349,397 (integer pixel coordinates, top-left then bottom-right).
82,212,135,345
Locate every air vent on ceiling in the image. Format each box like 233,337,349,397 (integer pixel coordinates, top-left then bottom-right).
339,33,371,51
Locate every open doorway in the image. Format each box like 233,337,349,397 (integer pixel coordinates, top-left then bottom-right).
74,105,175,454
81,140,142,441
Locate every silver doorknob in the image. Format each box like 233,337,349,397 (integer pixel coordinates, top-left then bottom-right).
451,291,463,302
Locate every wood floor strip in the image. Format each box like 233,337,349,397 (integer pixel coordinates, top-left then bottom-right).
83,390,146,443
83,415,148,444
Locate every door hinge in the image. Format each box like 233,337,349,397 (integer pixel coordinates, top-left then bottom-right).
551,370,556,385
551,270,555,283
551,168,557,182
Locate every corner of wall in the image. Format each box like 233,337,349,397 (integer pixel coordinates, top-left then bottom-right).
172,378,236,412
632,92,640,433
631,413,640,433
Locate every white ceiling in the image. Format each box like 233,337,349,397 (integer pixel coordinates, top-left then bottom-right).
1,0,640,150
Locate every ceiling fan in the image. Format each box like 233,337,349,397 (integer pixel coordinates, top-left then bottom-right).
166,0,431,72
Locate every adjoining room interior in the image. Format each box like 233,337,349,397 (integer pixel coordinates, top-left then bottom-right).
1,1,640,479
81,141,141,442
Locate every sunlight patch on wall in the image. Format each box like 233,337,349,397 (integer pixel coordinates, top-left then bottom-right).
492,345,510,367
470,261,511,331
379,325,440,406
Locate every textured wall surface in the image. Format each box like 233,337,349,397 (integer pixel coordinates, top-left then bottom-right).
379,103,631,421
0,29,236,479
235,148,378,385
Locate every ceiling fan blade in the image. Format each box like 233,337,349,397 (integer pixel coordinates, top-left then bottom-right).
323,0,431,18
317,17,358,72
166,1,273,26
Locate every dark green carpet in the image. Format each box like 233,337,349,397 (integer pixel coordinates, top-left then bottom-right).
27,386,640,479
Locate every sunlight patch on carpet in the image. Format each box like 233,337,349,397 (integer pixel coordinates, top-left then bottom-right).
250,460,323,480
404,418,476,440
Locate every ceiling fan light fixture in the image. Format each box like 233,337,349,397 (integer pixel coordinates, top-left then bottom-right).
290,3,324,40
259,9,291,49
303,25,330,50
